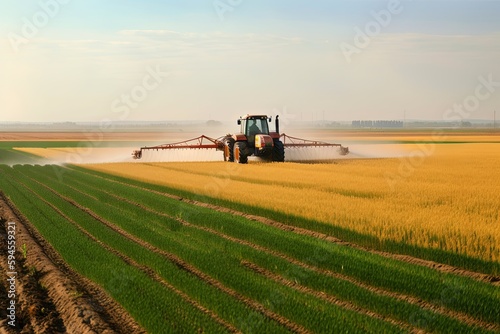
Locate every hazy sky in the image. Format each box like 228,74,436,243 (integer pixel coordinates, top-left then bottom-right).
1,0,499,122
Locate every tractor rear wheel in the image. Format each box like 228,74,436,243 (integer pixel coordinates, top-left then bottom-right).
272,140,285,162
224,137,235,162
234,142,248,164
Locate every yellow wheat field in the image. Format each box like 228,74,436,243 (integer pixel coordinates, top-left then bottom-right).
85,142,500,263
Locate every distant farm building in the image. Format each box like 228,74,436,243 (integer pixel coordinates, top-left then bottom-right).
352,120,404,128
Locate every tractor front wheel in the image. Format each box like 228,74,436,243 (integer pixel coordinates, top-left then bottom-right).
234,142,248,164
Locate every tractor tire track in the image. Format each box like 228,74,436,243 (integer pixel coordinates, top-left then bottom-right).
22,171,311,334
69,165,500,287
84,183,499,333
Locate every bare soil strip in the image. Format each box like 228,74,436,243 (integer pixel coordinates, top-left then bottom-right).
0,218,65,333
92,185,499,332
20,173,310,334
0,192,137,333
71,166,500,286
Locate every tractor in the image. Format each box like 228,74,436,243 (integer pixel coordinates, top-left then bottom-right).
223,114,284,164
131,114,349,162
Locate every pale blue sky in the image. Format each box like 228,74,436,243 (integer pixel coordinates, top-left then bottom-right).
1,0,499,122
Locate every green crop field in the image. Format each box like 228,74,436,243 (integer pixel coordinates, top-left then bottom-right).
0,162,499,333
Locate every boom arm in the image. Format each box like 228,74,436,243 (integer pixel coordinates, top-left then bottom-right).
280,134,349,155
132,133,348,159
132,135,226,159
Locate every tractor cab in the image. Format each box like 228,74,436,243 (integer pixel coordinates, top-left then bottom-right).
221,114,284,163
238,115,270,139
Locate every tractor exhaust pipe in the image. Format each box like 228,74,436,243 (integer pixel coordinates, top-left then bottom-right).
275,115,280,134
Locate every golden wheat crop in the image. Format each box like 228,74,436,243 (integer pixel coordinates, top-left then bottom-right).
85,142,500,262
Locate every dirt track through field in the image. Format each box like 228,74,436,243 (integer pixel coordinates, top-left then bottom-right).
0,192,141,334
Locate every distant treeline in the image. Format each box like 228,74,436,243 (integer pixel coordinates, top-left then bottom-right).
352,120,404,128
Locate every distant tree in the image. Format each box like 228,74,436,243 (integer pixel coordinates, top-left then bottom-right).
206,120,223,127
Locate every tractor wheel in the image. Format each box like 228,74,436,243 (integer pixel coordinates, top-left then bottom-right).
272,140,285,162
224,137,235,162
234,142,248,164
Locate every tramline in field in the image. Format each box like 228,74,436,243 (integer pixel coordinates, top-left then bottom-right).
132,114,350,163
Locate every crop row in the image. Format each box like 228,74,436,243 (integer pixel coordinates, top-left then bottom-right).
2,164,499,332
0,164,398,333
11,164,500,328
9,164,406,332
0,149,47,165
85,144,500,270
67,165,500,326
0,166,233,333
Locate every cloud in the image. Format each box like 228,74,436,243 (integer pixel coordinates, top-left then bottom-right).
2,26,499,122
372,32,500,55
118,29,304,48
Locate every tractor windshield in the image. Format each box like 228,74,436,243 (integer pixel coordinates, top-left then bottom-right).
246,118,269,137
